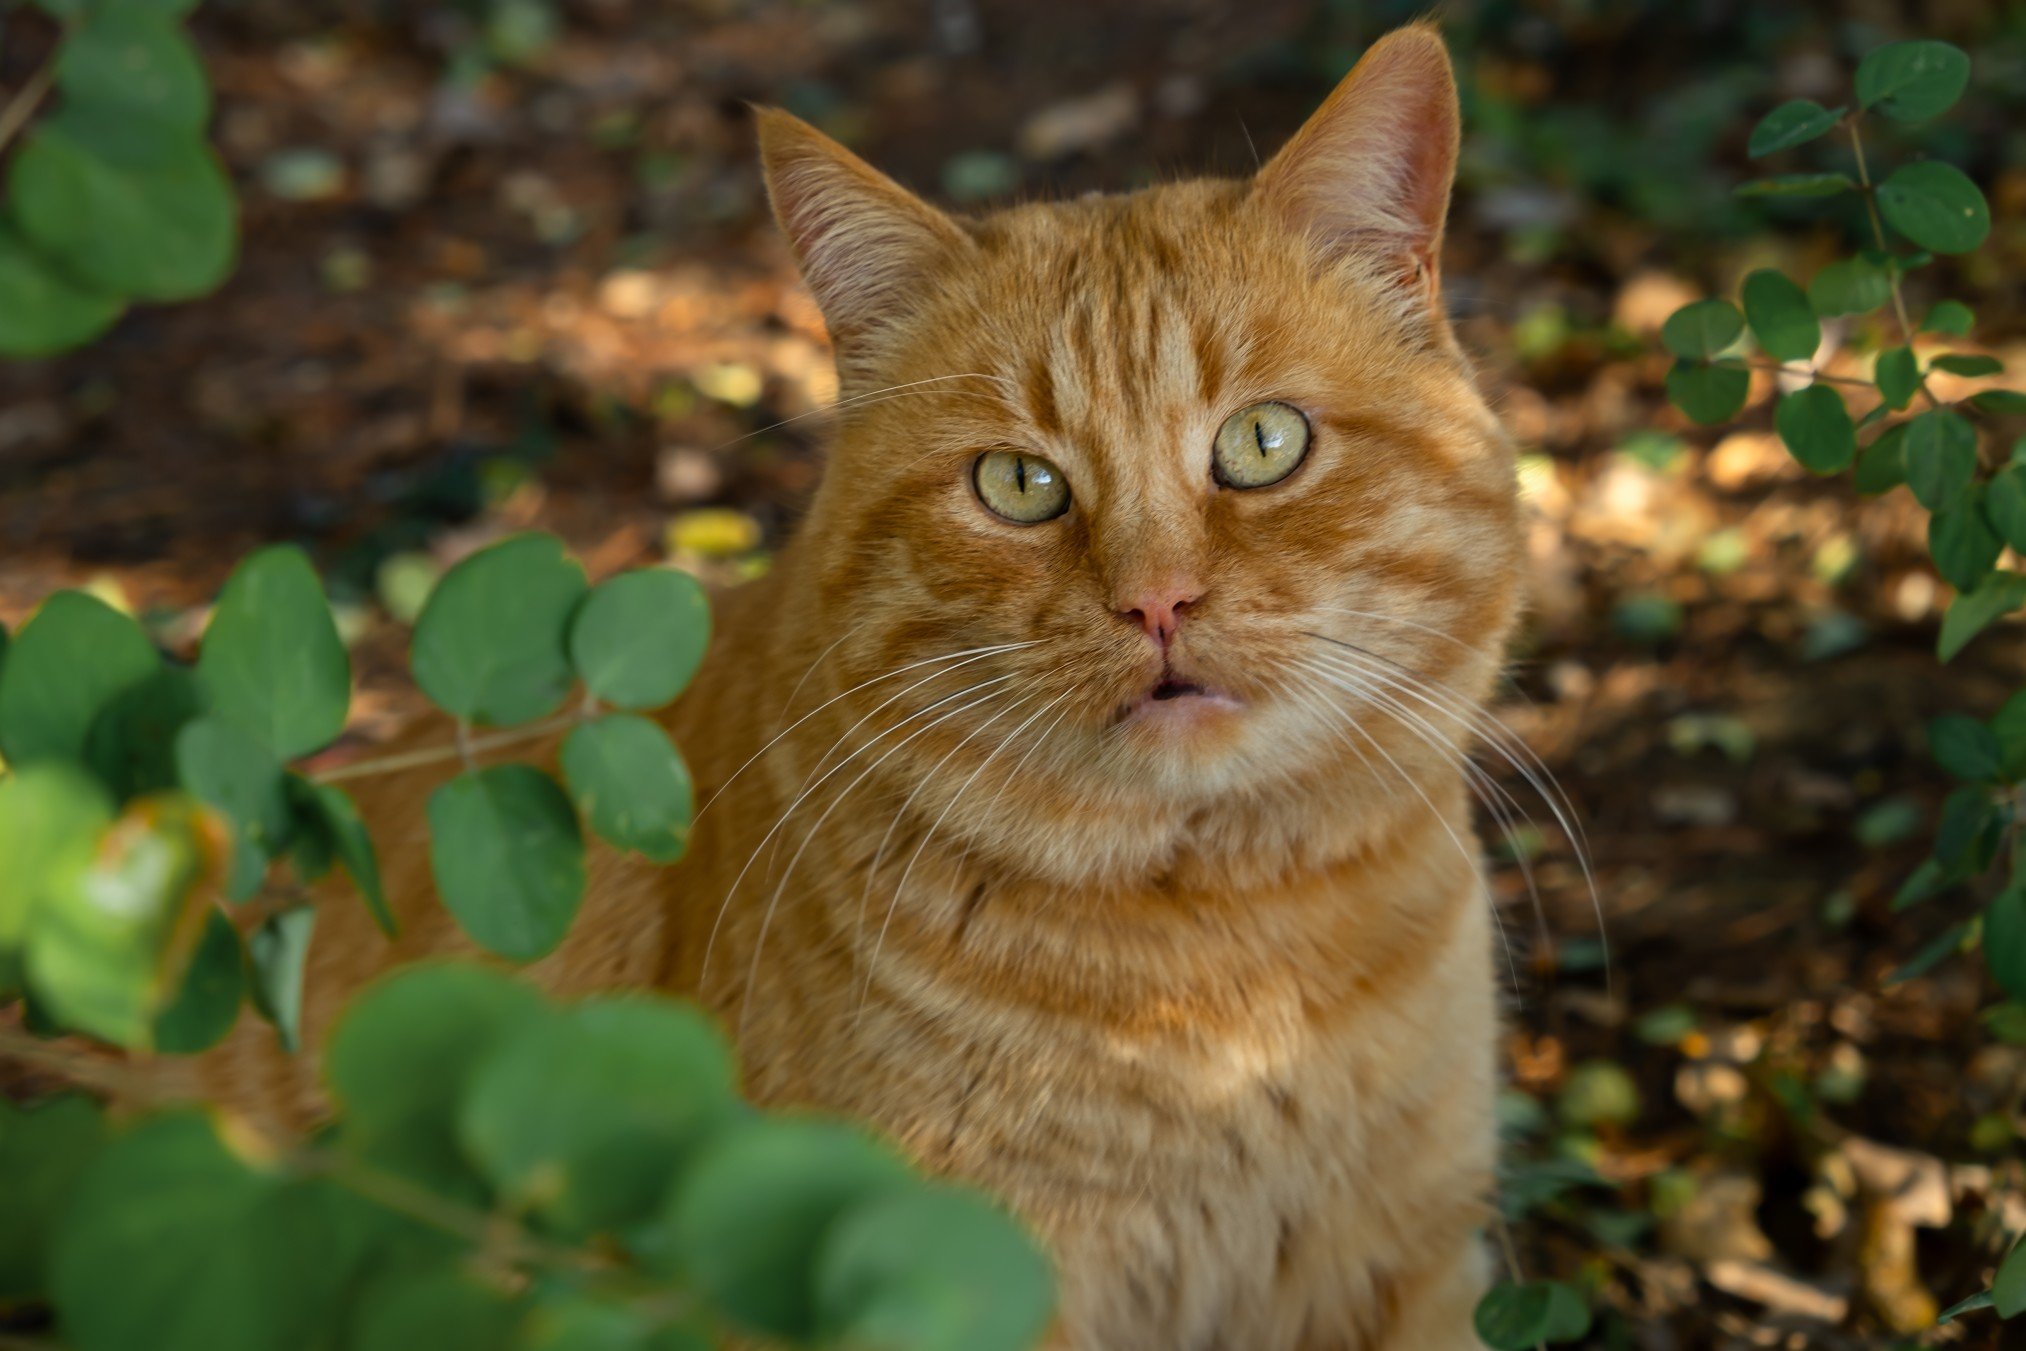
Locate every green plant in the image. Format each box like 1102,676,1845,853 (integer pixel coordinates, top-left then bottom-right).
1649,36,2024,1332
0,533,1055,1350
0,0,238,357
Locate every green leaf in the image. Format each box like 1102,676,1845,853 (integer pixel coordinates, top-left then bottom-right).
25,795,218,1047
0,590,160,766
460,996,736,1235
1990,689,2026,780
52,1113,386,1351
1939,1290,1995,1323
324,963,544,1192
1925,300,1975,335
1973,390,2026,416
1746,100,1845,157
1997,1236,2026,1317
1774,384,1855,474
1875,346,1921,410
1665,360,1748,425
1936,787,1998,868
1473,1280,1593,1348
518,1296,712,1351
1930,492,2003,592
1886,919,1969,986
657,1118,916,1337
1807,257,1891,316
1891,857,1945,912
427,765,585,960
1878,161,1991,255
0,763,114,956
196,545,352,759
1986,887,2026,1006
57,6,209,129
285,776,393,936
1856,40,1971,123
813,1186,1057,1351
174,715,290,901
1740,269,1818,363
560,714,693,863
9,109,236,302
1942,572,2026,661
1933,354,2003,377
1986,468,2026,553
1660,299,1743,360
1733,172,1857,198
0,224,122,358
567,567,711,710
152,909,245,1054
1853,425,1908,496
411,533,588,726
247,906,314,1052
1904,408,1978,511
1932,713,2004,783
0,1095,108,1300
84,665,207,800
349,1268,525,1351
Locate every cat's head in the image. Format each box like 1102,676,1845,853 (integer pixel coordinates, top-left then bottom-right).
757,25,1522,880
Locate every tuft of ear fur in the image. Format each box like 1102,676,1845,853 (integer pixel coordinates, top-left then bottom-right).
1253,23,1460,300
754,108,970,351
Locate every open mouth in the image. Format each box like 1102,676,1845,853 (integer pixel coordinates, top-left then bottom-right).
1150,678,1205,702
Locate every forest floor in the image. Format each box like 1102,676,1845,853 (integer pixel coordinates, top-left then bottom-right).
4,2,2026,1347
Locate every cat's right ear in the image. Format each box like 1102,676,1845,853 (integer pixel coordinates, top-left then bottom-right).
754,108,969,348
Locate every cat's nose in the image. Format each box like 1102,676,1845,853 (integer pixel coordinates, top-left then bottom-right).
1116,583,1203,649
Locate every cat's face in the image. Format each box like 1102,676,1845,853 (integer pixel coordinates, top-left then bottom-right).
760,25,1521,868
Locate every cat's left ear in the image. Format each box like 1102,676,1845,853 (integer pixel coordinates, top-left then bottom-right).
1253,23,1459,303
754,108,971,352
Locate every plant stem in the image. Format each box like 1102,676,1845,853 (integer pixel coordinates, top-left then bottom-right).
1748,362,1875,391
0,50,58,157
1846,120,1938,411
311,710,581,785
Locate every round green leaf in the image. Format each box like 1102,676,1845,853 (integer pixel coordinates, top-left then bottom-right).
1807,257,1891,316
25,795,217,1047
197,545,352,759
813,1186,1056,1351
426,765,584,960
1665,360,1748,425
1660,298,1743,360
84,665,207,800
1931,713,2004,783
658,1118,916,1337
1874,346,1921,410
459,997,736,1236
0,1095,108,1300
0,764,112,964
1877,161,1990,256
1746,100,1844,158
1854,426,1908,496
1996,1235,2026,1318
1739,269,1817,363
1856,40,1970,123
0,225,122,358
560,715,693,863
1904,408,1978,511
1774,384,1855,474
324,963,545,1192
58,7,210,129
9,109,236,302
411,534,588,726
1473,1280,1591,1349
285,776,393,936
152,909,245,1054
1986,887,2026,1007
1940,572,2026,662
0,590,161,766
175,716,290,902
1930,494,2003,593
1925,300,1975,336
1986,467,2026,554
567,567,711,710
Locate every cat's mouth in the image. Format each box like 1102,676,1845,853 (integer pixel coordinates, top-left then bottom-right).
1150,678,1205,701
1115,665,1242,728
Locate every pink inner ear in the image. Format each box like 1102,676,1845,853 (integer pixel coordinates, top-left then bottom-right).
1254,25,1461,278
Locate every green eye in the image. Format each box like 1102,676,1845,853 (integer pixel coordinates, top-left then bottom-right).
974,450,1070,524
1213,401,1310,489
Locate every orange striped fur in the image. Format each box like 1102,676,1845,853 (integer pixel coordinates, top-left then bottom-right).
188,24,1521,1350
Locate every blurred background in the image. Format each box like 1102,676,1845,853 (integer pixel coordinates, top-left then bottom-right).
2,0,2025,1345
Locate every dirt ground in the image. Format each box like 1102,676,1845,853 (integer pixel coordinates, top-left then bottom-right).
4,1,2026,1346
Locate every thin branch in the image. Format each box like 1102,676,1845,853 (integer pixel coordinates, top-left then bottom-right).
1846,120,1938,411
0,50,57,158
311,711,580,784
1747,362,1877,392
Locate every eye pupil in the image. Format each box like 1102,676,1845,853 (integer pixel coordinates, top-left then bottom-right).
1015,456,1027,492
1254,420,1269,455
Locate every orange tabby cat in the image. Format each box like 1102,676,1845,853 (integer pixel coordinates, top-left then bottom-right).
191,23,1521,1350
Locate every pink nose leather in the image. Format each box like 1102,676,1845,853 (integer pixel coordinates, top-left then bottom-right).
1116,585,1202,649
